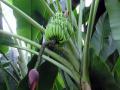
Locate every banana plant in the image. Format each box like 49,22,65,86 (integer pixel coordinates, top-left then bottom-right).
0,0,120,90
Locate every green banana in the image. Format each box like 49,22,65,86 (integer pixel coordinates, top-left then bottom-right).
45,12,74,44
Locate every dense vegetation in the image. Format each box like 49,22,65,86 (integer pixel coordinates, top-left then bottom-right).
0,0,120,90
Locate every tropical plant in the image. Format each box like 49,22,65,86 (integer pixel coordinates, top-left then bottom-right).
0,0,120,90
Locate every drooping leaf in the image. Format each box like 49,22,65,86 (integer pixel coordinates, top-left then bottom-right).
91,12,116,60
90,51,120,90
105,0,120,54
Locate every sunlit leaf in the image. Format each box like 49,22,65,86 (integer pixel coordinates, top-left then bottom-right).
13,0,41,41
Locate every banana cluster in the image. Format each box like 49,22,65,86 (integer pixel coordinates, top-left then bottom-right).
45,12,73,44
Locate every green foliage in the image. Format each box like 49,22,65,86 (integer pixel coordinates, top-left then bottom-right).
32,0,54,21
1,0,120,90
54,73,65,89
12,0,42,41
91,12,116,60
90,54,120,90
105,0,120,54
0,45,9,53
13,0,32,39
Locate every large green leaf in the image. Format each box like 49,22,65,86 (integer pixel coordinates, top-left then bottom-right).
105,0,120,54
91,12,116,60
6,0,44,42
90,51,120,90
12,0,41,41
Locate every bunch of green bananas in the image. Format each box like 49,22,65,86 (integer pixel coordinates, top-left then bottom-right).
45,12,74,44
